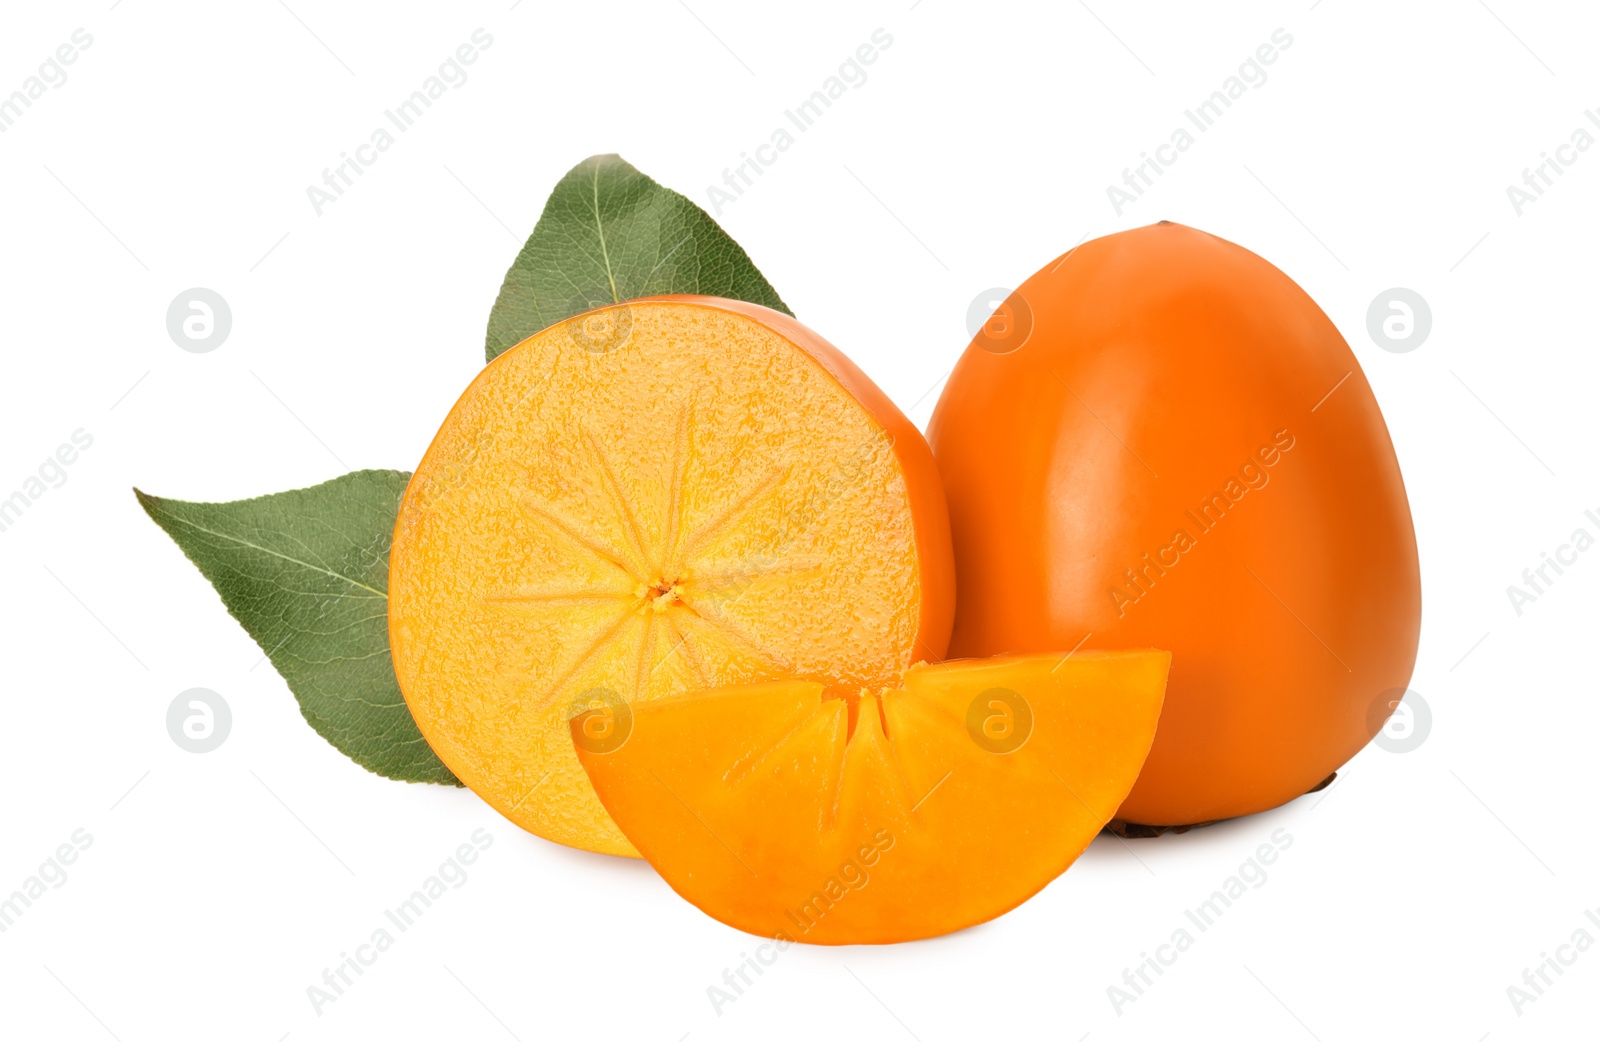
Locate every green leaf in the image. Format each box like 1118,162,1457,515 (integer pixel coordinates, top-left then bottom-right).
484,153,792,362
135,472,460,786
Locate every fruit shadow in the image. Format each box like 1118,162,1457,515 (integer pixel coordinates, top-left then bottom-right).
1090,792,1315,870
521,832,662,881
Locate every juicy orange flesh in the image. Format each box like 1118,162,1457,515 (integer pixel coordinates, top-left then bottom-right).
574,651,1169,943
389,301,928,856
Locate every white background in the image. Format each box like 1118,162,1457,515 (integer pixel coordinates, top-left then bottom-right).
2,1,1596,1039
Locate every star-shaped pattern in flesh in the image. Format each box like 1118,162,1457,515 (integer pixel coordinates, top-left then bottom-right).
487,406,826,713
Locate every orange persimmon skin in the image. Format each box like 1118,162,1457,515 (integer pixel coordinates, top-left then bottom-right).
927,223,1421,826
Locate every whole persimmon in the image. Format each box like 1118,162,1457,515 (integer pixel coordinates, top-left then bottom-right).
927,222,1421,827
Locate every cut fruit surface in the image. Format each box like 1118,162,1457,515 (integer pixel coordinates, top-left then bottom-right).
389,296,954,856
573,651,1169,943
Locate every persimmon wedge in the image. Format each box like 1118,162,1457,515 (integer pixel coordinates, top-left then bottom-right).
389,296,954,857
573,651,1169,944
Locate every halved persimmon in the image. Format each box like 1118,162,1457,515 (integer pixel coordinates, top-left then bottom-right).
573,651,1169,943
389,296,954,856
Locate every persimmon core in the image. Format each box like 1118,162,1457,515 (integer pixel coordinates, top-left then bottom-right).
636,577,683,610
389,298,950,857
